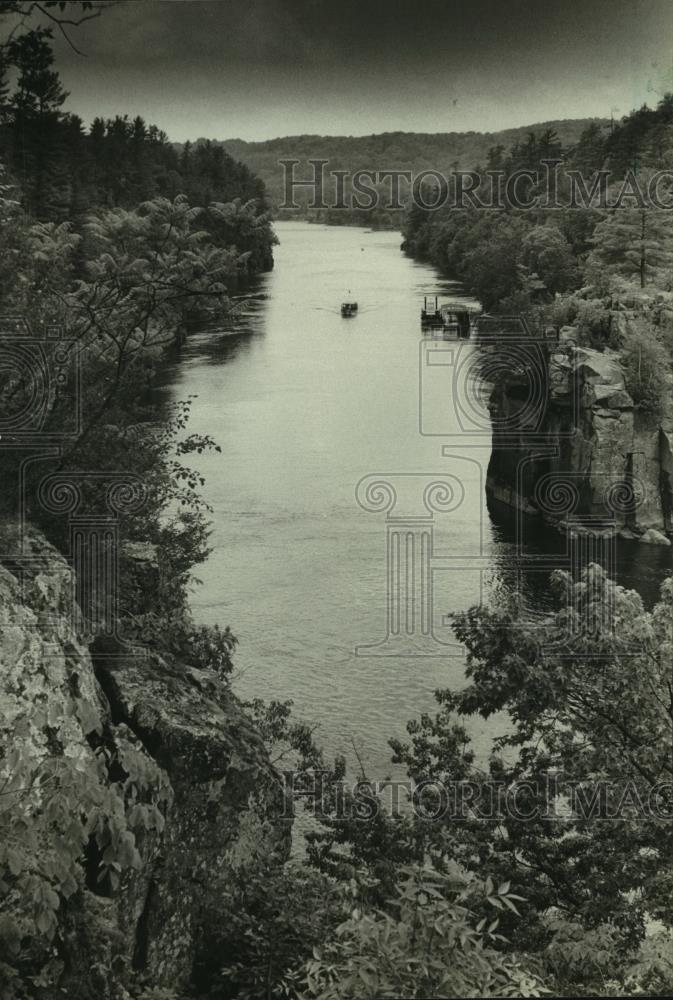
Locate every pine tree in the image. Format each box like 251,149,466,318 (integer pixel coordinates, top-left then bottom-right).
586,170,673,289
6,28,69,218
587,205,673,289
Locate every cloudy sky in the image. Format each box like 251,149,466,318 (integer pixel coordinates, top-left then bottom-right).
39,0,673,141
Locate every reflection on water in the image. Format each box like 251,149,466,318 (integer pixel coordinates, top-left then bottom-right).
155,222,671,778
489,496,673,612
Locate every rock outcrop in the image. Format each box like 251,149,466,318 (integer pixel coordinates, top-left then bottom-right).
0,525,291,999
486,331,673,542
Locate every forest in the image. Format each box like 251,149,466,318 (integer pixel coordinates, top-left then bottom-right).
0,3,672,999
204,118,608,225
401,104,673,303
0,25,275,270
401,102,673,423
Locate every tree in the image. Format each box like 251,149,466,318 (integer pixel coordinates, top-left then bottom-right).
569,122,607,174
4,27,70,217
8,26,68,115
389,566,673,970
193,860,341,1000
586,195,673,289
203,197,277,272
460,214,533,310
618,318,671,415
0,193,242,640
520,224,580,295
0,2,103,54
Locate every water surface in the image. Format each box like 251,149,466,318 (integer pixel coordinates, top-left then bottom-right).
158,222,671,777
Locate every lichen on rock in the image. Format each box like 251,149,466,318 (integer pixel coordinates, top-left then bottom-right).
0,526,291,999
486,336,673,543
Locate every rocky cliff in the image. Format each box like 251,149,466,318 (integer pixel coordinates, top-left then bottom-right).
486,318,673,545
0,525,291,999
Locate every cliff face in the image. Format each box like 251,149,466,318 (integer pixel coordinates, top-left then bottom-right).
486,327,673,545
0,526,291,998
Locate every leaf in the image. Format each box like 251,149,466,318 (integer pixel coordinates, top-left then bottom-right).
76,698,102,737
6,849,23,876
502,897,520,915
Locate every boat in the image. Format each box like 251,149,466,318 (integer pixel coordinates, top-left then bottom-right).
421,297,471,339
439,306,471,339
341,302,358,317
420,295,444,329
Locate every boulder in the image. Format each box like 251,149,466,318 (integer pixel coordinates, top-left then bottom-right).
639,528,671,546
0,527,291,998
575,346,626,389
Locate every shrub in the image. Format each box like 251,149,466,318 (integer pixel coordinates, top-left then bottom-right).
193,861,341,999
293,865,545,999
549,293,614,348
185,623,237,677
619,320,671,416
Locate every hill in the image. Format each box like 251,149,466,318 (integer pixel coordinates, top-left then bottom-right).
181,118,610,209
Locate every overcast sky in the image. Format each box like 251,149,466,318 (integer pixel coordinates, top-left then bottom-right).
39,0,673,142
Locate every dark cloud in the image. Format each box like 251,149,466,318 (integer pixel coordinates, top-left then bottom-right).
39,0,673,141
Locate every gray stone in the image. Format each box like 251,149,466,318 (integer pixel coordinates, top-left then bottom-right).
486,332,673,538
0,527,291,999
639,528,671,546
605,390,633,410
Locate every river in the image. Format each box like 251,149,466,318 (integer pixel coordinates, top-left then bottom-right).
157,221,672,778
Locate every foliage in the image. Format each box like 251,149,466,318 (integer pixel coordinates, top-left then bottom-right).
520,224,580,295
460,214,534,311
0,5,279,998
301,568,673,996
618,318,671,415
585,183,673,290
0,24,275,269
0,704,172,997
548,292,615,349
542,917,637,994
403,205,583,313
402,97,673,315
194,860,341,1000
220,118,607,213
603,95,673,175
184,623,237,677
242,696,329,770
0,195,243,661
293,865,545,999
304,778,421,909
191,854,545,1000
135,988,182,1000
4,7,673,997
388,568,673,967
618,929,673,995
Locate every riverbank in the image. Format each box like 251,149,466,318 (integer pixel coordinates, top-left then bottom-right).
155,222,672,795
484,292,673,548
155,222,501,779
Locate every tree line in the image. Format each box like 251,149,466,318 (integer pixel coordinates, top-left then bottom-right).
402,96,673,311
0,26,275,271
1,6,672,999
217,117,607,219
